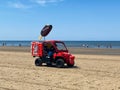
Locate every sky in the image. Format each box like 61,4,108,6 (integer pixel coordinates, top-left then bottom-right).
0,0,120,41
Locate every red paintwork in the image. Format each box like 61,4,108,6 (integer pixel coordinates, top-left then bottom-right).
31,40,75,65
53,52,75,65
31,42,43,57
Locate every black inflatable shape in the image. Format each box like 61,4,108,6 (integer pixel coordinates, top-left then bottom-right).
41,25,52,37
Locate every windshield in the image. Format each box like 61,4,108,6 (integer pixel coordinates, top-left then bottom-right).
55,42,67,51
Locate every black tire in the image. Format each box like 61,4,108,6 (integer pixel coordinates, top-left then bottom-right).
56,59,64,68
46,57,52,67
46,63,52,67
35,58,42,66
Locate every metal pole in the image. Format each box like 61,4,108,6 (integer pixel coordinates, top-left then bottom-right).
44,37,45,41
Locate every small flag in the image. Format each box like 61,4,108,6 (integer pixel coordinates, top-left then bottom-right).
39,35,42,40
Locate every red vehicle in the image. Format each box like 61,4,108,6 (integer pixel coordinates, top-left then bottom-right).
31,40,75,68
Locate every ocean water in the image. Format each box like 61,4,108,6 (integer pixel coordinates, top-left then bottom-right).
0,40,120,49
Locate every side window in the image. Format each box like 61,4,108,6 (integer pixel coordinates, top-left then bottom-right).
56,43,66,50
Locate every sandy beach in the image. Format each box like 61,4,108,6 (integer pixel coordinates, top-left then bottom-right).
0,46,120,90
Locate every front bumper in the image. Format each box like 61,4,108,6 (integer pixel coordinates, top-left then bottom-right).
69,55,75,65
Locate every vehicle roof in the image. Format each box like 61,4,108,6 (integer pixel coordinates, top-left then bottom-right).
43,40,64,43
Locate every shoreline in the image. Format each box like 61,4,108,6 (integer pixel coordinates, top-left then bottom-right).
0,41,120,49
0,46,120,55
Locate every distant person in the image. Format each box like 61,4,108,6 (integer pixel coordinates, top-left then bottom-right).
110,44,112,48
19,44,21,47
86,44,89,48
97,44,100,48
2,42,6,46
2,43,4,46
82,44,85,48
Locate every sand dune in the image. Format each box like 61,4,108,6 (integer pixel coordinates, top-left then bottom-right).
0,47,120,90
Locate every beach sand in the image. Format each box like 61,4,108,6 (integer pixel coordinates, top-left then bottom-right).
0,46,120,90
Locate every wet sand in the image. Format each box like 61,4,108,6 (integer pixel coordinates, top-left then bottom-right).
0,46,120,90
0,46,120,55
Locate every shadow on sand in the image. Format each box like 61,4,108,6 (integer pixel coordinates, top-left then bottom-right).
40,64,79,69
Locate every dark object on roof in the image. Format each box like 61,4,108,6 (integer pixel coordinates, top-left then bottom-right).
41,25,52,37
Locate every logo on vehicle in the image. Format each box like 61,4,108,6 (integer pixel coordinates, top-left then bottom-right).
33,44,38,54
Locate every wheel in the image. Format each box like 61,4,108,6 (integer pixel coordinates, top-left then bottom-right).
56,59,64,68
46,57,52,67
35,58,42,66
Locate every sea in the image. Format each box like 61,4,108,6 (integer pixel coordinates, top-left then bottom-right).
0,40,120,49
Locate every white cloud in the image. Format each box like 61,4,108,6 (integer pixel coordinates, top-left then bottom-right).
32,0,64,6
7,0,64,9
8,2,31,9
34,0,47,6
